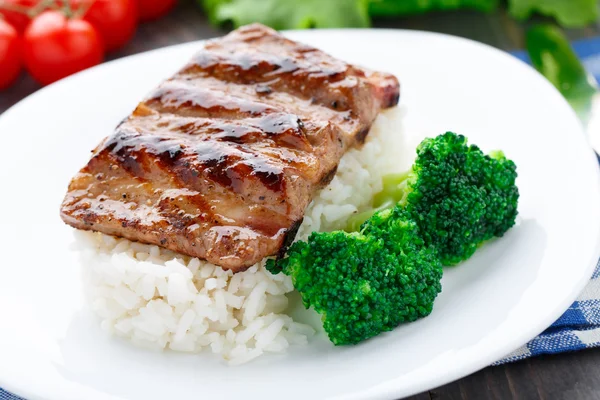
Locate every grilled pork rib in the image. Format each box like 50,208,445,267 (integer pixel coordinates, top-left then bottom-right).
60,24,400,271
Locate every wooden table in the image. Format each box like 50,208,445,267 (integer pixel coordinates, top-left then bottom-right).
3,1,600,398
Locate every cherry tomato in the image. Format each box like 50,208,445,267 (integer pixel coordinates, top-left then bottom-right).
0,19,22,89
136,0,176,22
0,0,38,34
24,11,103,85
72,0,137,52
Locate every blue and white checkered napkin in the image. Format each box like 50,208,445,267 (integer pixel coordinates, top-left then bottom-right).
2,37,600,400
496,260,600,363
0,389,23,400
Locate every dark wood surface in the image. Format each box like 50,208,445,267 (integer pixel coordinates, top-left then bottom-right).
2,1,600,399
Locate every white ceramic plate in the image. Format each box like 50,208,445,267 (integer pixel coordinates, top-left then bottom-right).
0,29,599,400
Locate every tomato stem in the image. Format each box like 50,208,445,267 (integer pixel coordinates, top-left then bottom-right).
0,1,31,15
0,0,58,18
62,0,73,17
73,0,96,19
34,0,57,15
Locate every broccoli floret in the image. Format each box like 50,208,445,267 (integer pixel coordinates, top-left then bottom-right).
269,132,518,345
267,208,442,345
348,132,519,265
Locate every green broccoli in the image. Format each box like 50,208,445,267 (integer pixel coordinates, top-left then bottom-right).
267,208,442,345
347,132,519,265
269,131,518,346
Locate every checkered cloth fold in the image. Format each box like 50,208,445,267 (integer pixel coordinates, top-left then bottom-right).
0,389,23,400
496,261,600,363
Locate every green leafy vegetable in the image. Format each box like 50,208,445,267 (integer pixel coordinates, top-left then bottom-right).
526,24,598,119
202,0,370,30
509,0,598,28
200,0,599,30
369,0,497,16
202,0,227,25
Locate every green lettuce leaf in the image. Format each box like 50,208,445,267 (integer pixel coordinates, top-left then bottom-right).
202,0,370,30
526,24,598,120
369,0,497,16
508,0,598,27
202,0,226,24
200,0,598,31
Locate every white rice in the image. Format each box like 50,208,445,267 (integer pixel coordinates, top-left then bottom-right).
74,107,406,365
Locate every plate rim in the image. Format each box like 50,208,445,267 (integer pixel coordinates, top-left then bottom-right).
1,28,600,400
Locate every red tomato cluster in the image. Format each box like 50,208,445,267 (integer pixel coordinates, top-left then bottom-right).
0,0,177,88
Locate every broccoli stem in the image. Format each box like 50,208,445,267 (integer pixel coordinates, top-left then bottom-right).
345,147,508,233
373,171,413,207
345,200,394,232
345,171,412,232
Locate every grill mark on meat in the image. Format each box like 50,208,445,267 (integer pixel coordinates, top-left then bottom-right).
191,51,306,78
165,76,358,145
194,141,286,193
187,51,351,104
155,189,212,235
146,81,276,118
102,127,288,194
148,78,357,139
172,113,311,151
120,113,313,153
102,117,323,203
189,26,367,115
183,57,357,115
95,134,222,232
60,23,400,271
87,144,290,240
